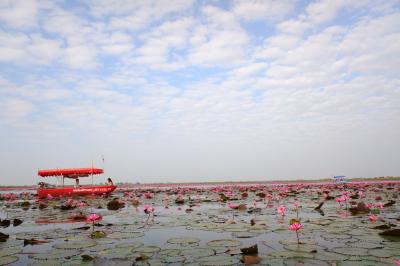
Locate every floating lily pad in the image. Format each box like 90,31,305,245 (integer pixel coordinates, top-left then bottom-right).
115,241,143,249
54,240,96,250
28,259,61,266
181,248,215,258
108,231,144,239
159,249,181,256
161,255,186,263
268,251,314,259
283,258,331,266
207,239,241,247
134,245,161,253
313,250,348,261
279,239,317,245
332,247,369,256
367,248,399,258
0,255,18,265
347,241,383,249
167,237,200,246
98,247,135,259
29,250,81,260
232,232,259,238
0,247,21,257
284,244,319,253
198,255,239,266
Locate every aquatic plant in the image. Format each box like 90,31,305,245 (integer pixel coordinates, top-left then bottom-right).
86,213,102,232
288,220,303,244
277,205,286,217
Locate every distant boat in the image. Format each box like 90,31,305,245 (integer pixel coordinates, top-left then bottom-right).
37,167,117,198
333,175,348,183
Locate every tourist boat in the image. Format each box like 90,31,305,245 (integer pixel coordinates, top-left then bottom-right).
37,167,117,198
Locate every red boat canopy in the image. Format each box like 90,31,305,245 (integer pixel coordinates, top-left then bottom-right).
38,168,104,178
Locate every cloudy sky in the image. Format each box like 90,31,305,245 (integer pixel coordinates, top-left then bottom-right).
0,0,399,185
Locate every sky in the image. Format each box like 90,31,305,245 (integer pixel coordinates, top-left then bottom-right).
0,0,399,186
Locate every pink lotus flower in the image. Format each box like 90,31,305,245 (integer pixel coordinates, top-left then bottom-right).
133,197,140,206
366,203,374,209
288,223,303,231
288,222,303,244
76,202,86,208
228,203,236,209
369,214,378,223
143,204,155,214
87,213,102,232
375,202,384,209
394,259,400,266
87,213,102,222
277,205,286,216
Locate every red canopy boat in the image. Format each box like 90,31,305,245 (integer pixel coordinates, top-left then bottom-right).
37,167,117,198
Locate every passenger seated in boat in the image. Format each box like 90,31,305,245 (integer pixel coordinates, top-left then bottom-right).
107,178,114,186
38,182,48,188
75,178,80,188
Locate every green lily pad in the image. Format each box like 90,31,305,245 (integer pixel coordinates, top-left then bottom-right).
313,251,348,261
0,255,19,265
198,255,239,266
134,246,161,253
207,239,241,247
167,237,200,245
367,248,399,258
54,240,96,250
0,247,21,257
29,250,81,260
90,231,106,239
161,255,186,263
99,247,135,259
108,231,144,239
115,241,143,249
348,241,383,249
181,248,215,258
279,239,317,245
332,247,369,256
28,259,61,266
268,251,314,259
159,249,181,256
232,231,259,238
284,244,319,253
283,258,331,266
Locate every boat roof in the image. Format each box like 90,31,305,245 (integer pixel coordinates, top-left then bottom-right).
38,168,104,178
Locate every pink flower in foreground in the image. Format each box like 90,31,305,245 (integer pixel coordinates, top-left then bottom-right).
87,213,102,232
288,223,303,231
228,202,236,209
369,214,378,223
87,213,102,222
394,259,400,266
366,203,374,209
288,222,303,244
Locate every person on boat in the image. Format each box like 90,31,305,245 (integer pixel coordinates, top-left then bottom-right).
75,178,80,188
107,178,114,186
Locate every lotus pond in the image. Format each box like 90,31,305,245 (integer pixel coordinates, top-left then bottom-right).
0,181,399,265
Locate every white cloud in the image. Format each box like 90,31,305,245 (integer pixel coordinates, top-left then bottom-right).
0,0,38,28
188,6,249,66
63,45,97,69
233,0,295,21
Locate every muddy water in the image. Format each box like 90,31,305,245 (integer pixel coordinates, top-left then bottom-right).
0,182,399,265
